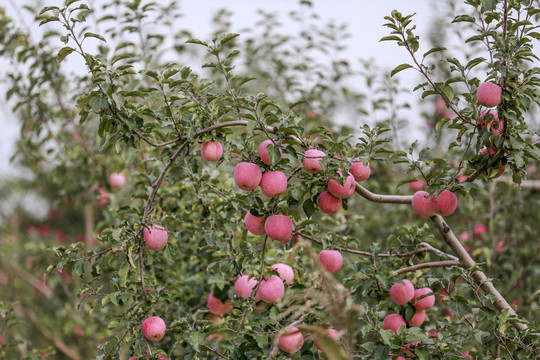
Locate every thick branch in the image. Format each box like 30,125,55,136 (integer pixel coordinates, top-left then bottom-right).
354,182,412,204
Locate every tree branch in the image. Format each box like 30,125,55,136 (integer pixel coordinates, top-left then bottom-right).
354,182,412,204
395,260,462,274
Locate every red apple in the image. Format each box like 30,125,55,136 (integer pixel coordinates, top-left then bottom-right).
201,141,223,161
479,110,504,137
142,316,166,341
234,162,262,191
314,328,340,350
278,326,304,354
462,351,473,359
260,171,287,197
459,232,470,242
207,291,233,317
430,190,458,216
435,97,455,118
476,82,502,107
350,159,370,181
390,279,415,305
234,274,259,298
496,240,505,254
383,314,406,335
99,190,109,206
257,275,285,303
303,149,326,174
318,250,343,273
318,190,342,214
457,175,468,183
328,170,356,199
264,214,293,242
474,224,488,241
143,225,168,251
408,309,426,326
109,172,126,188
409,181,426,192
270,263,294,285
412,191,434,219
412,288,435,309
244,211,266,235
258,139,283,165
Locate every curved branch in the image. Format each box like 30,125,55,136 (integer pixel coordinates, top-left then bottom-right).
395,260,462,274
354,182,412,204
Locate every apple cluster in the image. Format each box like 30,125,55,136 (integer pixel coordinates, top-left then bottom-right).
277,326,341,354
411,190,458,219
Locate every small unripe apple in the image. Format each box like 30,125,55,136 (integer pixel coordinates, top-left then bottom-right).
260,171,287,197
408,309,426,327
278,326,304,354
430,190,458,216
207,291,233,317
318,250,343,273
234,162,262,191
234,274,259,298
350,159,370,181
244,211,266,235
314,328,340,350
303,149,326,174
412,288,435,309
142,316,166,341
328,170,356,199
270,263,294,285
389,279,415,305
143,225,168,251
109,172,126,188
412,191,434,219
317,190,342,214
383,314,406,335
258,139,283,165
264,214,293,242
479,110,504,137
476,82,502,107
201,141,223,161
257,275,285,303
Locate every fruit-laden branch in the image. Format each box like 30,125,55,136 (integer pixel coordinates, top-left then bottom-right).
354,182,412,204
395,260,462,274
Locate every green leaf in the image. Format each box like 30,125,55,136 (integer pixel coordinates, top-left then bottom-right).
118,262,129,288
303,198,316,218
220,33,240,46
185,38,208,47
423,46,446,59
380,35,401,42
452,15,476,23
84,32,106,42
390,63,413,77
481,0,498,11
57,47,76,63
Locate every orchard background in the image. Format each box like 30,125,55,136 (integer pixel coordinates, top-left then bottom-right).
0,0,539,359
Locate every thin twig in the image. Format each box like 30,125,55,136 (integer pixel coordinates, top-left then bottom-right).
395,260,462,274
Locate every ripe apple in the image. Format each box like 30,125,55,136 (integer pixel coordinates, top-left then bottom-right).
142,316,166,341
244,211,266,235
270,263,294,285
257,275,285,303
476,82,502,107
234,162,262,191
389,279,415,305
435,97,454,118
234,274,259,298
317,190,342,214
350,159,370,181
328,170,356,198
143,225,168,251
207,291,233,317
207,333,223,341
430,190,458,216
459,232,470,242
408,309,426,326
382,314,406,335
479,110,504,137
260,171,287,197
474,224,488,241
409,180,426,192
99,190,109,206
318,250,343,273
412,191,434,219
303,149,326,174
201,141,223,161
412,288,435,309
109,172,126,188
258,139,283,165
278,326,304,354
264,214,293,242
314,328,340,350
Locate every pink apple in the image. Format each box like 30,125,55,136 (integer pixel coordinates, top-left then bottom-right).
383,314,406,335
99,190,109,206
264,214,293,242
318,250,343,273
314,328,340,350
430,190,458,216
390,279,415,305
207,333,223,341
207,291,233,317
234,162,262,191
457,175,468,183
258,140,283,165
270,263,294,285
412,191,434,219
328,170,356,198
303,149,326,174
435,97,454,118
350,159,371,181
412,288,435,309
462,351,473,359
318,190,342,214
496,240,505,254
142,316,166,341
234,274,259,298
257,275,285,303
409,181,426,192
408,309,426,327
477,82,502,107
459,231,470,242
479,110,504,137
260,171,287,197
278,326,304,354
143,225,168,251
474,224,488,239
201,141,223,161
244,211,266,235
109,172,126,188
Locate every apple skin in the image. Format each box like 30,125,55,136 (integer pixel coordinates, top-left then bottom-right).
278,326,304,354
328,170,356,199
234,162,262,191
244,211,266,235
201,141,223,161
264,214,293,242
383,314,406,335
143,225,168,251
234,274,259,298
479,110,504,137
257,275,285,303
409,181,426,192
303,149,326,174
142,316,166,341
389,279,415,305
477,82,502,107
207,291,233,317
270,263,294,285
109,172,126,188
318,190,342,214
430,190,458,216
408,309,426,326
318,250,343,273
260,171,288,197
412,191,434,219
350,159,370,181
258,140,283,165
412,288,435,309
314,329,340,350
